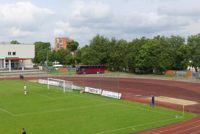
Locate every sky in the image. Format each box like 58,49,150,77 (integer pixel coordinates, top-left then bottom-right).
0,0,200,47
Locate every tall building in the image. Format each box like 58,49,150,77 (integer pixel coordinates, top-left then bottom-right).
54,37,73,51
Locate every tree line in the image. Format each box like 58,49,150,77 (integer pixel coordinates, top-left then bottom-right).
33,34,200,74
33,41,79,66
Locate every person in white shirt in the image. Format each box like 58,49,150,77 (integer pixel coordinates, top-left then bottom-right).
24,85,27,95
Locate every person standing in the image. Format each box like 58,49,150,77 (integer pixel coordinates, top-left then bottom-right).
151,96,155,107
24,85,27,95
21,128,26,134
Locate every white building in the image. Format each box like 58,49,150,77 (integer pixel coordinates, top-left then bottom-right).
0,44,35,71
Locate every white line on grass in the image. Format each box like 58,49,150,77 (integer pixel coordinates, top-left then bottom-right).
28,83,184,118
96,117,178,134
15,103,112,116
0,107,15,116
32,92,55,99
112,102,178,117
32,92,112,106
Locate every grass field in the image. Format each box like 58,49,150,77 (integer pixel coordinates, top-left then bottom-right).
0,80,196,134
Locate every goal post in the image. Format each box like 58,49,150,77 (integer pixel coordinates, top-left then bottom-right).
47,78,73,93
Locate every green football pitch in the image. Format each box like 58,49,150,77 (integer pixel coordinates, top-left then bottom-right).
0,80,196,134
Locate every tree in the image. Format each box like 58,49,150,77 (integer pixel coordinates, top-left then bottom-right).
135,40,156,74
168,36,186,70
76,34,192,74
107,38,128,71
75,49,83,64
127,37,148,73
153,36,174,73
67,41,79,52
89,35,110,64
188,34,200,72
81,46,101,65
33,42,51,64
10,40,20,44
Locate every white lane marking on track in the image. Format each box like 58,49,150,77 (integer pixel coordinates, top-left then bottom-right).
96,117,177,134
173,124,200,134
158,119,200,133
191,129,200,134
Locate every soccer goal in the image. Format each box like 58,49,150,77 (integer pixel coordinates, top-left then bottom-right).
47,78,73,92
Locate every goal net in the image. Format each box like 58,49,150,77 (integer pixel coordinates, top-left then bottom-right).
47,78,73,92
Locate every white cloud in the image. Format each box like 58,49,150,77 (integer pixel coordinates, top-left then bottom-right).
0,2,54,24
71,1,112,23
53,21,73,36
8,27,33,37
185,20,200,35
1,0,200,46
158,3,200,17
0,1,54,41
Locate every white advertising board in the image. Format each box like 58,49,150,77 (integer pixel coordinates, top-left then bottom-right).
72,85,84,90
84,87,102,95
38,79,48,84
101,90,122,99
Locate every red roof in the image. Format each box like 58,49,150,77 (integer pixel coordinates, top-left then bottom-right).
0,58,30,60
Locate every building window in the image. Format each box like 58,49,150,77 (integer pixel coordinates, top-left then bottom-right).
13,52,16,55
8,52,11,55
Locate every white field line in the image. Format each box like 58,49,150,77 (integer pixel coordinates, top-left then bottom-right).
158,119,200,133
173,123,200,134
67,93,181,117
29,84,100,100
96,117,178,134
15,103,112,116
95,102,183,134
32,92,55,99
113,103,178,117
32,93,179,118
0,107,15,116
21,84,88,100
32,91,112,104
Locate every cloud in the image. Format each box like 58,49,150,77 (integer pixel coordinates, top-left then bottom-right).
1,0,200,47
158,3,200,18
8,27,33,37
119,12,190,34
53,1,113,45
0,1,54,40
71,1,112,23
0,2,54,24
185,20,200,35
54,21,72,36
159,8,200,17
